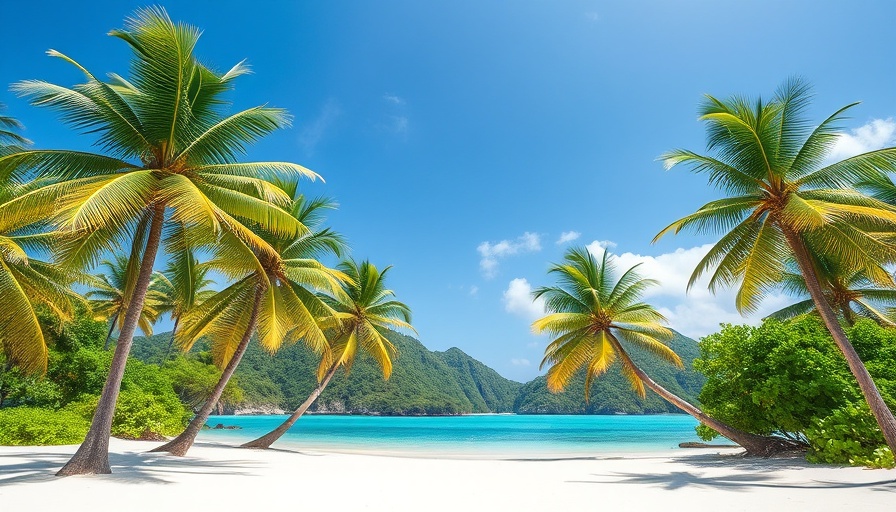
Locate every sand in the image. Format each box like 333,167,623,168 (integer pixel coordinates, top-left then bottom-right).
0,439,893,511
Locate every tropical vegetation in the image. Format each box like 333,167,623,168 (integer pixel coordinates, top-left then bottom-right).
0,309,190,445
150,184,347,456
766,255,896,326
2,6,322,475
2,3,896,478
530,246,798,455
654,78,896,452
242,259,411,449
695,316,895,467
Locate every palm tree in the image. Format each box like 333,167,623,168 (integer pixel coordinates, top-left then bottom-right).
242,259,412,449
0,179,84,374
154,224,217,361
534,247,800,456
0,111,82,374
151,194,348,456
87,254,169,349
767,255,896,326
654,78,896,451
1,7,318,475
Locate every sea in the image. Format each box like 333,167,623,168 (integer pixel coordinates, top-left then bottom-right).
198,414,712,458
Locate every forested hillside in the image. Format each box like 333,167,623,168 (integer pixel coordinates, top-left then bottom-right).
132,330,702,415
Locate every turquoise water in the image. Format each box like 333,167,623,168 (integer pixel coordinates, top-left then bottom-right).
198,414,708,457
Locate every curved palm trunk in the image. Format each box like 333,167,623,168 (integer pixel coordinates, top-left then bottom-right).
103,312,119,350
607,336,800,457
150,285,265,456
781,226,896,452
241,363,340,449
161,317,180,364
58,204,166,476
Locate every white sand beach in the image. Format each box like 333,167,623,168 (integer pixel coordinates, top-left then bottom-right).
0,439,893,511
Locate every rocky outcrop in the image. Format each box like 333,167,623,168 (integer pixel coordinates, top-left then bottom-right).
231,404,285,415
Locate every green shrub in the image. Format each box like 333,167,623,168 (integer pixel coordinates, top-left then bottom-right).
160,356,244,409
0,363,64,409
65,389,189,439
806,404,894,469
0,407,89,445
694,317,858,440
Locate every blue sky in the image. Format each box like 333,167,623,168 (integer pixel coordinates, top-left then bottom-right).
4,1,896,381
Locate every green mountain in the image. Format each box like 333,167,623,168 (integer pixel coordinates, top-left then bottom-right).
132,329,702,416
133,330,522,415
435,347,521,413
513,331,704,414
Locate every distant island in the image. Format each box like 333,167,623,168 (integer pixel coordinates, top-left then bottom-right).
132,330,703,416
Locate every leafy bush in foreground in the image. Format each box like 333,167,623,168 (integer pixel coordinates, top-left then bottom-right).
65,389,189,439
0,407,89,445
695,317,896,467
806,404,895,469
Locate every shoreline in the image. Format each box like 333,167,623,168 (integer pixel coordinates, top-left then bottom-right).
1,439,893,511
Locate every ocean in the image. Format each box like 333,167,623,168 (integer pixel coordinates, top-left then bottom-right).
198,414,711,457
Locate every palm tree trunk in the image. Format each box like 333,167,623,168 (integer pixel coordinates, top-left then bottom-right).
606,336,800,457
57,203,166,476
781,225,896,452
103,312,119,350
150,284,265,456
241,362,340,449
161,317,180,364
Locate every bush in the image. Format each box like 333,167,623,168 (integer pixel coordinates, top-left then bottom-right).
0,407,89,445
695,317,857,439
806,404,894,469
0,364,63,409
161,356,244,410
695,317,896,468
65,389,189,439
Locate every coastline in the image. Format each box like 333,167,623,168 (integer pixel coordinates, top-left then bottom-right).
1,439,893,511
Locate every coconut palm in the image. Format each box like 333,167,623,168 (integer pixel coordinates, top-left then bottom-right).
242,259,412,449
0,112,82,374
151,196,348,456
154,224,217,361
0,179,84,374
767,255,896,326
534,247,799,456
1,7,318,475
654,78,896,451
87,254,169,349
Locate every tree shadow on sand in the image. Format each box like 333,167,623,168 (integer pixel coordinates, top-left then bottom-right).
0,443,264,486
567,453,896,492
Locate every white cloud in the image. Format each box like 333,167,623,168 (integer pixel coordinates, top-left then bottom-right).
827,118,896,162
511,358,531,367
584,241,790,339
299,98,341,155
478,232,542,278
584,12,599,22
503,278,546,321
469,285,479,296
556,231,581,245
378,95,409,136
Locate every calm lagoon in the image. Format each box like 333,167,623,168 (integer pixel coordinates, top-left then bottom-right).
198,414,712,457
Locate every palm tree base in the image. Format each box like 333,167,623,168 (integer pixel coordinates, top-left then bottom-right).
56,433,112,476
239,437,275,450
736,435,805,458
148,435,193,457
